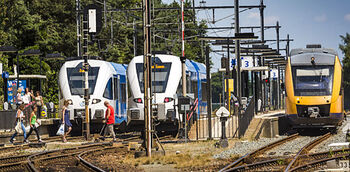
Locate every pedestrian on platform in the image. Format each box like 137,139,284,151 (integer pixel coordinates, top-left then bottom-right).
34,91,44,119
10,104,28,143
25,106,42,142
16,88,23,106
101,101,116,142
61,100,72,142
23,88,34,123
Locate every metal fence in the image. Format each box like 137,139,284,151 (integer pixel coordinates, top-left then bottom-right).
0,110,16,130
190,96,255,140
238,96,255,137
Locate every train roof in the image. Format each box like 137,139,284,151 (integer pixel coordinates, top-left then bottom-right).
290,48,337,57
290,48,337,66
186,60,206,74
109,62,127,74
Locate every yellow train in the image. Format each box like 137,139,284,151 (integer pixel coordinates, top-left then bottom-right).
285,44,344,129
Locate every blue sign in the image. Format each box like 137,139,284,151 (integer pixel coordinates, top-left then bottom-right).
7,80,26,105
2,71,9,78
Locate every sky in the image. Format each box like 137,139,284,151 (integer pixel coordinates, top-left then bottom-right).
162,0,350,72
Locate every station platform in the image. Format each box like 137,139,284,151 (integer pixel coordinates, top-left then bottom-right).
243,110,289,140
187,110,289,141
0,118,61,142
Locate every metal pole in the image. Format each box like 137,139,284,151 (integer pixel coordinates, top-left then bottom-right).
222,71,225,107
82,8,90,140
16,54,19,93
205,45,212,140
260,0,265,112
286,34,290,56
143,0,152,157
181,0,186,97
276,21,280,109
234,0,241,106
76,0,81,57
226,38,230,110
133,18,137,56
40,57,42,94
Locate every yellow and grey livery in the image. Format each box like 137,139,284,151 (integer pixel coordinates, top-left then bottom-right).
285,44,343,128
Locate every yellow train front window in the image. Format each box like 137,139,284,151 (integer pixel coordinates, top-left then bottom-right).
292,66,334,96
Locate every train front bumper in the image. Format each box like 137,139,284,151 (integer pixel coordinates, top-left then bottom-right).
287,113,343,128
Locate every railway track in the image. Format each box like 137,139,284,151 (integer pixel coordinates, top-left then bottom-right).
219,133,299,172
284,132,331,171
0,142,112,171
222,132,332,172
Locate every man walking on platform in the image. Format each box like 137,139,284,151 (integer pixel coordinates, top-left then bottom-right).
101,101,116,142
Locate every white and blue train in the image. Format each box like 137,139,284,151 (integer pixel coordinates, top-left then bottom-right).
59,59,128,131
127,54,207,131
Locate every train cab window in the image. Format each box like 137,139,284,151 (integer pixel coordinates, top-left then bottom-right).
292,66,334,96
103,78,113,99
113,78,118,99
136,62,172,93
67,65,99,95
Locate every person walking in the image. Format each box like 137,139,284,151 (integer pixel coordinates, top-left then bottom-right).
23,88,34,123
101,101,116,142
61,100,72,142
16,88,23,106
34,91,44,119
25,106,42,142
10,104,28,143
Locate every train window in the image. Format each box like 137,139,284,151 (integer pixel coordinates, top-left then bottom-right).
201,82,208,101
292,66,334,96
121,83,126,103
114,78,118,99
136,63,172,93
66,66,99,95
103,78,113,99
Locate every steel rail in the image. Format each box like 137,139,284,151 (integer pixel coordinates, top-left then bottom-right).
284,132,331,172
291,153,350,172
220,133,299,172
224,146,350,171
27,142,112,172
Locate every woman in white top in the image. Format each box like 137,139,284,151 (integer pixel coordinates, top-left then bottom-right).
22,88,33,105
23,88,33,122
16,88,23,106
10,104,28,143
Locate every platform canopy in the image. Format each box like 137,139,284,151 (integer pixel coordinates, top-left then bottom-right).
9,75,47,79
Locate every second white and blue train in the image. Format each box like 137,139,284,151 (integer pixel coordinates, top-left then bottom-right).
127,54,207,131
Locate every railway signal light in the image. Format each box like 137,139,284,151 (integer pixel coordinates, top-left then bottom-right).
133,98,142,103
221,57,228,68
164,97,174,103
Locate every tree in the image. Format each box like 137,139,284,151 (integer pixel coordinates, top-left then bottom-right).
339,33,350,110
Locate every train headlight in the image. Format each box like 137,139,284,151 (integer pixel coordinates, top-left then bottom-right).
133,98,142,103
164,97,174,103
92,99,101,104
67,99,73,105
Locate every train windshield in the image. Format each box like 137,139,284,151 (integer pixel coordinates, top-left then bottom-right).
136,63,172,93
292,66,334,96
66,66,100,95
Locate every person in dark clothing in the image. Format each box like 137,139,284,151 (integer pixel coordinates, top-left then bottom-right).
61,100,72,142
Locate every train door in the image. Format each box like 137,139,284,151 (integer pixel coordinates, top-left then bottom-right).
113,76,120,121
119,75,127,117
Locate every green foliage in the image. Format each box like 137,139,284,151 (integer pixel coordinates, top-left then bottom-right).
211,72,224,103
340,33,350,86
0,0,207,106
